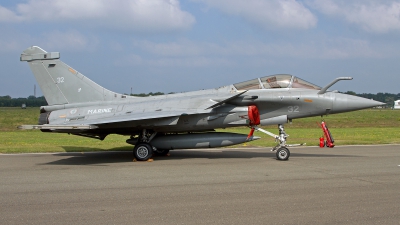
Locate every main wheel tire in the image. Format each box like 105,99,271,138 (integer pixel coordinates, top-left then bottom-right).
133,143,153,161
276,147,290,161
155,149,170,156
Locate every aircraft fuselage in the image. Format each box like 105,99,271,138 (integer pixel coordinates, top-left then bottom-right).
40,87,376,136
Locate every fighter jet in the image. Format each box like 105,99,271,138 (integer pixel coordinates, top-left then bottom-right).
19,46,385,161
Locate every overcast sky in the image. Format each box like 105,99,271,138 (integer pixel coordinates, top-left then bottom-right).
1,0,400,98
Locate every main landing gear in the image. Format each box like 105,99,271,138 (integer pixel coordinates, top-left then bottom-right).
248,124,304,161
133,143,153,161
132,129,156,161
131,129,170,161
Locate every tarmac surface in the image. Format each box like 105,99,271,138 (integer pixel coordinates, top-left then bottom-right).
0,145,399,225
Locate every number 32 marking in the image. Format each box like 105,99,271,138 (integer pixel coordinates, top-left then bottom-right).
288,106,299,113
57,77,64,83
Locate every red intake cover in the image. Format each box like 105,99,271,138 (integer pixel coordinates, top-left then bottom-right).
248,105,260,126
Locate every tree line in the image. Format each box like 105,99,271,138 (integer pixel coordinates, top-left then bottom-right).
0,95,47,107
1,92,399,108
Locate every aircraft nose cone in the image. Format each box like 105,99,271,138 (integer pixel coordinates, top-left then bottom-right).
331,93,385,113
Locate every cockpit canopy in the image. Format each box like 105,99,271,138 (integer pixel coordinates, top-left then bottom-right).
233,74,321,91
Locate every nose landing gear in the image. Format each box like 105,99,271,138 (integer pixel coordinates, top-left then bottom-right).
248,124,305,161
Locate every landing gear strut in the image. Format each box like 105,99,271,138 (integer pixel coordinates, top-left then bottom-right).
132,129,157,161
248,124,304,161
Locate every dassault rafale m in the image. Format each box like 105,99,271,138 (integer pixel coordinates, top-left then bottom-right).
19,46,385,161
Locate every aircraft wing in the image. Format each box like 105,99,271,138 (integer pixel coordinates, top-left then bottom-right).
18,110,195,131
19,91,250,131
81,110,194,126
18,124,98,130
67,92,249,126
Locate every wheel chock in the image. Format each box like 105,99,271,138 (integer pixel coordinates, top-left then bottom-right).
133,158,154,162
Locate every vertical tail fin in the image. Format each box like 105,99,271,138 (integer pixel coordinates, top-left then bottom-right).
21,46,131,105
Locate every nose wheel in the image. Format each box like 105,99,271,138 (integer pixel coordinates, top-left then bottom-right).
276,147,290,161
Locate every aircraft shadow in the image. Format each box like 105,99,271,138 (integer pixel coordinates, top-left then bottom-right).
154,150,358,161
42,147,358,166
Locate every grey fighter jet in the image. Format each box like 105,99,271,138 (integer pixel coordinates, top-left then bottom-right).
19,46,384,161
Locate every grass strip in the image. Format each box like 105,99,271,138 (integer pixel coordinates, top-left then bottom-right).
1,107,399,153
